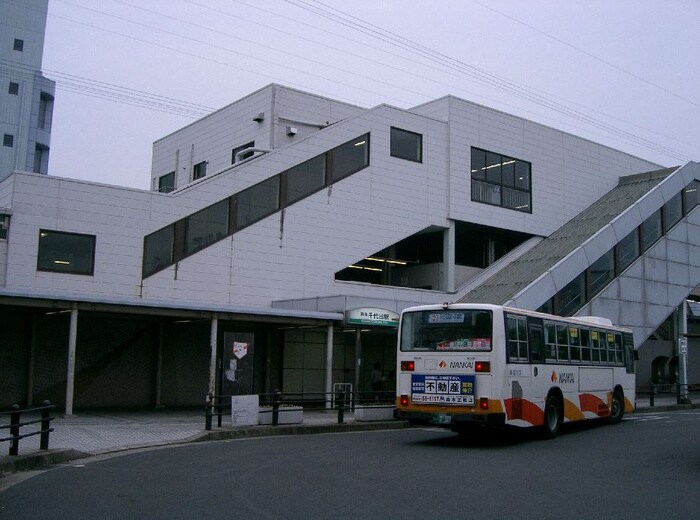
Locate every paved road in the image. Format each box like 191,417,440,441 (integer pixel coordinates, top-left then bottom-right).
1,410,699,520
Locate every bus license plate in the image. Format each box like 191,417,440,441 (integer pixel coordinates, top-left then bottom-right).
411,374,476,405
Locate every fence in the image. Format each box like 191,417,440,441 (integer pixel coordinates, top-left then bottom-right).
0,401,55,456
205,389,395,430
637,383,698,407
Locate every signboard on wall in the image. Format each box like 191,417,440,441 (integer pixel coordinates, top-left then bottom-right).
222,332,255,395
346,308,399,327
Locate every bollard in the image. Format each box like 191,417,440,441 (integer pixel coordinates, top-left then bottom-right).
336,390,345,424
205,393,212,431
9,404,20,456
272,390,281,426
649,384,655,408
39,400,52,450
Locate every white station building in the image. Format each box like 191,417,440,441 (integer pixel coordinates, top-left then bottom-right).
0,80,698,411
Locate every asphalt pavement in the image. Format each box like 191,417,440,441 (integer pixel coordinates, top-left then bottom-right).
1,394,696,476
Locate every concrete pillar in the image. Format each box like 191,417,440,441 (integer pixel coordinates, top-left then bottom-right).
65,304,78,415
155,322,164,408
325,323,334,409
678,301,690,404
354,329,362,406
443,220,455,292
208,315,219,396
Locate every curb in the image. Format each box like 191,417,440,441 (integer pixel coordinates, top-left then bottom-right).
634,403,698,413
0,420,410,477
0,449,89,477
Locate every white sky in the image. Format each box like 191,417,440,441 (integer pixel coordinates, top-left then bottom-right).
41,0,700,190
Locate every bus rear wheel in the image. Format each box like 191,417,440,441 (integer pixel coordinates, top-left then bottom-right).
607,390,624,425
542,395,562,439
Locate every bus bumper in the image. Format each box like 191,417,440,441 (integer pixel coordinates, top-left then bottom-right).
395,409,506,426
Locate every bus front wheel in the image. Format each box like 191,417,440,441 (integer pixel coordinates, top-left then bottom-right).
542,395,562,439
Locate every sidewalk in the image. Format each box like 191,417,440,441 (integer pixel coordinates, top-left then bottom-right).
0,407,404,475
1,396,696,476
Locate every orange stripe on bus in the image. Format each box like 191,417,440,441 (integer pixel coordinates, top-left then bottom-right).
579,393,610,417
504,398,543,426
564,398,586,421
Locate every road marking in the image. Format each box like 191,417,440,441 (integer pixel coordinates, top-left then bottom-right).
625,415,667,422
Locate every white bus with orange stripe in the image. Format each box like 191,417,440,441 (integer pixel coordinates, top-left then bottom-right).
394,303,635,437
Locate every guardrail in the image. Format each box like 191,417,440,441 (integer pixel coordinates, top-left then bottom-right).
637,383,698,407
0,401,55,456
205,390,395,430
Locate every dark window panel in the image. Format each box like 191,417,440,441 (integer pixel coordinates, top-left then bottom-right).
390,127,422,162
236,176,280,229
37,230,96,275
143,224,175,277
331,134,369,181
185,199,229,255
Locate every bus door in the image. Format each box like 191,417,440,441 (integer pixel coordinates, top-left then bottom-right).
506,314,533,421
527,319,548,415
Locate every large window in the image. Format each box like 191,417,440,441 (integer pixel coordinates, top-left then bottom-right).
663,192,683,232
588,248,614,298
616,229,640,273
37,230,96,275
471,147,531,212
193,161,207,180
640,209,662,251
158,172,175,193
390,127,422,163
284,154,326,205
143,225,174,277
185,199,229,255
236,176,280,229
331,134,369,182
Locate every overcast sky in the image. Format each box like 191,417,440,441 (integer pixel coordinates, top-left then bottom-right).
41,0,700,190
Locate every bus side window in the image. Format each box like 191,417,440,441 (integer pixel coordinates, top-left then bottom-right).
544,322,557,362
580,328,591,362
528,322,544,363
591,330,601,363
556,324,569,362
569,327,581,362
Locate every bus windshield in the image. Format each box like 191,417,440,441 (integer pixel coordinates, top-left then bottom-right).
400,309,493,352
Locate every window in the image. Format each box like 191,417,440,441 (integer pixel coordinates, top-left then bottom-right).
13,39,24,52
158,172,175,193
569,327,581,362
3,134,13,148
556,272,585,316
38,93,53,130
471,147,531,212
588,248,614,298
143,225,174,277
616,229,640,273
663,192,683,232
33,144,49,174
640,209,662,251
331,134,369,182
193,161,207,180
185,199,229,255
0,214,9,240
283,154,326,205
8,82,19,95
232,142,255,164
683,180,699,212
556,324,569,361
37,230,96,275
390,127,422,162
507,315,528,362
544,322,557,361
235,176,280,229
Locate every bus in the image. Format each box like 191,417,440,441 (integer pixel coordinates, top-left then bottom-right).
394,303,635,437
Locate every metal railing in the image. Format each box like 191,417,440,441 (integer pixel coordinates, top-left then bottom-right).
0,401,55,456
205,390,395,431
637,383,697,407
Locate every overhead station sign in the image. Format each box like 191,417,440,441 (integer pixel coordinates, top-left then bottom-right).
346,308,399,327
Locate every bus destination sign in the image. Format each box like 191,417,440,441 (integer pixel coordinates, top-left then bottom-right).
411,374,475,405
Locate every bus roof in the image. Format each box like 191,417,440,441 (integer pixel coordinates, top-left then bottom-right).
400,303,631,333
